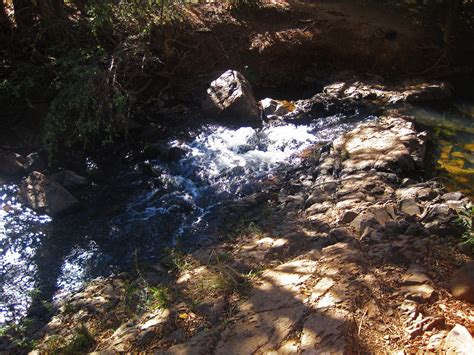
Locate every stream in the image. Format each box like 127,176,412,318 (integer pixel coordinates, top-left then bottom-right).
0,113,365,324
1,99,472,326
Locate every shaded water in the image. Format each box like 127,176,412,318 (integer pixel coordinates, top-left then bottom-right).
0,114,367,324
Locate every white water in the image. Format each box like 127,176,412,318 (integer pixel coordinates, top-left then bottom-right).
0,113,367,324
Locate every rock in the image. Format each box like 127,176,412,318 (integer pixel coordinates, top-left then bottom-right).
400,198,422,216
457,242,473,256
333,115,421,174
167,147,187,162
140,310,171,330
403,81,452,103
350,213,378,234
202,70,259,120
450,262,474,303
442,191,464,201
371,206,392,226
306,201,332,215
259,98,294,119
340,210,358,224
426,331,447,351
0,151,26,175
399,300,418,320
24,152,47,173
401,264,431,286
444,324,474,355
51,170,87,189
401,284,435,303
405,315,445,339
19,171,79,216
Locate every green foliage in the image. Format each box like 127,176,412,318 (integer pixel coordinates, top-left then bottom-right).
123,277,172,314
0,318,38,351
145,285,171,311
164,248,193,271
43,49,130,160
43,325,95,354
228,0,262,10
64,325,95,353
457,205,474,250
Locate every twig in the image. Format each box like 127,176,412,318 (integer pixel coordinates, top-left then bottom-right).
358,308,368,336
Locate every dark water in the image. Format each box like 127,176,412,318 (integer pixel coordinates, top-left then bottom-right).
408,100,474,200
0,114,366,324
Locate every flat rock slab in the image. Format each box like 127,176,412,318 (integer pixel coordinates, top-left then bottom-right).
300,308,353,354
215,304,307,354
402,284,435,303
401,264,431,286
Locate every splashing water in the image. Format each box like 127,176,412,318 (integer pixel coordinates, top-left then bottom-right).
0,114,367,324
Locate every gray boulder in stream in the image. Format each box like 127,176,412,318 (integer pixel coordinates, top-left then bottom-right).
19,171,79,216
0,151,26,176
202,70,259,120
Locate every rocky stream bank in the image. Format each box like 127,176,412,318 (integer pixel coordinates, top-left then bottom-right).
1,71,474,353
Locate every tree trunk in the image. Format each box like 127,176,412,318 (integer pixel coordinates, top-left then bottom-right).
12,0,34,33
0,0,11,34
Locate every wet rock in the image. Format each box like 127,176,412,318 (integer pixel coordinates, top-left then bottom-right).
141,144,187,162
202,70,259,120
51,170,87,189
444,324,474,354
450,262,474,303
167,147,187,162
403,81,452,103
25,152,47,173
260,98,294,118
0,151,25,175
400,198,422,216
19,171,79,216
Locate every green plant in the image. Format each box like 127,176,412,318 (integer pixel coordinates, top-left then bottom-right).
228,0,261,10
43,49,131,160
165,248,193,271
146,285,171,311
64,325,95,353
43,325,95,354
457,205,474,249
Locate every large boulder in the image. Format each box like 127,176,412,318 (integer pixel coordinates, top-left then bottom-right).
50,170,87,189
450,262,474,303
0,151,26,176
202,70,259,120
19,171,79,216
444,324,474,354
